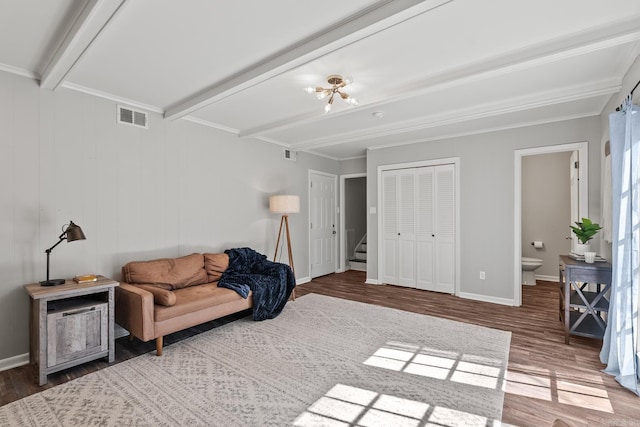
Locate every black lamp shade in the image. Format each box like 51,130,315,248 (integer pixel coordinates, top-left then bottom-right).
65,221,86,242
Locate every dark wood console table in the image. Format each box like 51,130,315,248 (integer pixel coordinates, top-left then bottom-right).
558,255,612,344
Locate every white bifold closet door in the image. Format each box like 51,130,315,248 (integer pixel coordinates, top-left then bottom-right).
382,164,455,293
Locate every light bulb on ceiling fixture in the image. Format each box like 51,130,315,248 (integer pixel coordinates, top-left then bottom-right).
305,74,358,113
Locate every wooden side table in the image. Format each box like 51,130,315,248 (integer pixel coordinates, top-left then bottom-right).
24,276,119,385
558,255,612,344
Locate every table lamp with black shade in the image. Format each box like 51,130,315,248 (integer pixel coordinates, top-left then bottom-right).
40,220,86,286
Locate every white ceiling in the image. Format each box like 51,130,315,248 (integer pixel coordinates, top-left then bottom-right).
2,0,640,160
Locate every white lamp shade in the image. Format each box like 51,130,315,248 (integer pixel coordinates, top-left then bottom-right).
269,195,300,214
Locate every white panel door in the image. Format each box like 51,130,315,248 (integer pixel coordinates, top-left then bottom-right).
397,169,416,286
310,172,337,278
382,171,398,284
434,164,455,293
416,167,435,290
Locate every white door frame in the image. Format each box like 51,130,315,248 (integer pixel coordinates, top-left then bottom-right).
339,173,366,272
377,157,460,294
513,142,589,306
308,170,339,278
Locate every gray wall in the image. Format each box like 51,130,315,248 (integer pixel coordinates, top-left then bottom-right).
367,117,602,302
340,157,366,175
521,152,572,278
0,71,338,362
345,177,367,260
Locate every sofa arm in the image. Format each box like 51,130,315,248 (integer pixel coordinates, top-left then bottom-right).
115,283,156,342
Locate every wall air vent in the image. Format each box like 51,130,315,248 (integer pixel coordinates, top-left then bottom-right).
284,149,297,161
118,105,148,129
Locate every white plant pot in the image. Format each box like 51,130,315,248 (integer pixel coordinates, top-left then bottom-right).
575,243,591,255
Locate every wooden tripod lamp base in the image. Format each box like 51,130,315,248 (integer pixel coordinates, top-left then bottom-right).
270,195,300,301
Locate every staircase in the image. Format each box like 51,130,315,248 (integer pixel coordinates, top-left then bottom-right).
349,235,367,271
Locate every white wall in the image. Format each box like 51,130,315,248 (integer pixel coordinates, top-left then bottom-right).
366,117,602,303
0,71,338,363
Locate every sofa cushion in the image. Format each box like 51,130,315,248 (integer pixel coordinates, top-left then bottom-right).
204,253,229,282
136,284,177,307
154,283,250,322
122,253,208,289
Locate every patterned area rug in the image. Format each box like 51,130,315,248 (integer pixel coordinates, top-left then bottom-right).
0,294,511,426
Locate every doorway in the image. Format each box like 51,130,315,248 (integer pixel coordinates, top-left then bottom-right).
514,142,588,306
339,173,367,272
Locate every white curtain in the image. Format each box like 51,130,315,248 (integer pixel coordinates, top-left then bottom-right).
600,97,640,396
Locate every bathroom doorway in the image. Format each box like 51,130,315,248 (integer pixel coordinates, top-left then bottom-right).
513,142,589,306
521,152,572,281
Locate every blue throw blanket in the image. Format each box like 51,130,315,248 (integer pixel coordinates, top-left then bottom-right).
218,247,296,321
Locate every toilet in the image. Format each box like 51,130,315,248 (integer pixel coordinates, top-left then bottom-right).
522,257,543,286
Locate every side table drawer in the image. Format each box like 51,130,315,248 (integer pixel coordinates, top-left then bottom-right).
47,300,108,367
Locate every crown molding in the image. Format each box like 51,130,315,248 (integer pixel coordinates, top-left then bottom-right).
365,112,600,153
0,63,39,80
181,116,291,148
181,116,239,134
60,81,163,113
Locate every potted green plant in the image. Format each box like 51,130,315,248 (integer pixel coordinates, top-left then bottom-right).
570,217,602,255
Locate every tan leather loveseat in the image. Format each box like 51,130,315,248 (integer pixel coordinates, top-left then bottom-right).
115,253,252,355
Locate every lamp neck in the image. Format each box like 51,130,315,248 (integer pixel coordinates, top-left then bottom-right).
45,236,66,254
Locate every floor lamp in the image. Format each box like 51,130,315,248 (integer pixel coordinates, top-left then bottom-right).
270,195,299,300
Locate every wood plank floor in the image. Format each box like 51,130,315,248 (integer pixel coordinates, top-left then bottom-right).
2,270,638,426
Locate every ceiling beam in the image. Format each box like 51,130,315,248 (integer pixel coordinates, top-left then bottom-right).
39,0,126,90
237,14,640,140
164,0,453,120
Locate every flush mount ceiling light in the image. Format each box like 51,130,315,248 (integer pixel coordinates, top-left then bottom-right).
304,74,358,113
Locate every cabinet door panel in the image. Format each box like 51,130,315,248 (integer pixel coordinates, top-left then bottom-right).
435,165,455,293
382,171,398,284
398,170,416,285
47,302,107,367
417,167,435,290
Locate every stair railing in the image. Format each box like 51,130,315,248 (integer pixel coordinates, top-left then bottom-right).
353,233,367,260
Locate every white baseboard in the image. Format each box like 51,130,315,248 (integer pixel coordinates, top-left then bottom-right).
535,274,559,282
458,292,515,307
365,278,382,285
296,276,311,285
0,353,29,372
